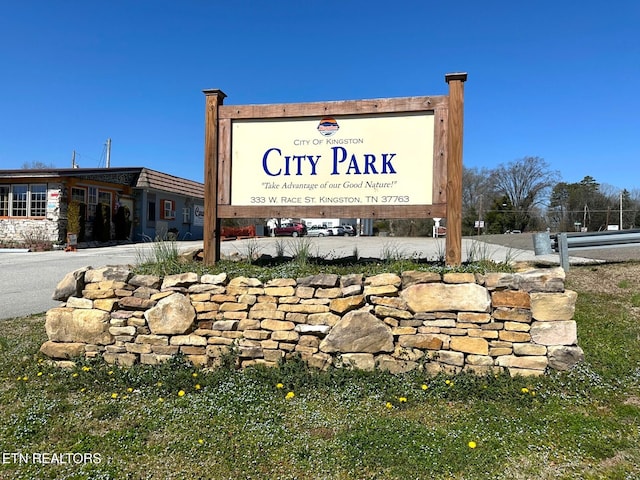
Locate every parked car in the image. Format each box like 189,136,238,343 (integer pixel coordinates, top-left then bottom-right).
328,226,347,236
341,224,356,236
272,222,307,237
306,225,333,237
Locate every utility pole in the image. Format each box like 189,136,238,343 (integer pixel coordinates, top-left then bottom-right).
106,138,111,168
477,194,483,236
583,204,588,231
620,191,623,230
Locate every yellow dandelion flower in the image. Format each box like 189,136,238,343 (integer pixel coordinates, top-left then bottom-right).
158,397,164,403
285,391,295,400
445,379,451,385
192,372,198,378
107,370,113,375
276,383,284,389
16,376,22,381
37,372,43,377
111,393,118,399
198,439,204,445
468,441,477,449
156,382,163,387
399,397,407,403
531,391,536,397
421,384,428,390
72,373,79,378
82,366,91,372
80,388,86,393
195,384,201,390
178,390,186,397
22,376,28,381
521,387,529,394
127,387,133,393
386,402,393,409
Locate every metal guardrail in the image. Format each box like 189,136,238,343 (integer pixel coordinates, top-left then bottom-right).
545,229,640,271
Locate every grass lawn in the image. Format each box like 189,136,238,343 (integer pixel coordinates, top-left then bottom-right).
1,263,639,479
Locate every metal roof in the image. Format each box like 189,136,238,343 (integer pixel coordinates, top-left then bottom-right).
136,168,204,198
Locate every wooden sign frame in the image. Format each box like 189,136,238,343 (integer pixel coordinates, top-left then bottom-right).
203,73,466,265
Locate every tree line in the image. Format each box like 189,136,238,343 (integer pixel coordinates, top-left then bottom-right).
463,157,640,235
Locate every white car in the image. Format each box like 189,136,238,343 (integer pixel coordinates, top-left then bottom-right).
306,225,333,237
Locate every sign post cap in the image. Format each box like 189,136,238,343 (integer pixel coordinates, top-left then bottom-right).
445,73,468,83
202,89,227,99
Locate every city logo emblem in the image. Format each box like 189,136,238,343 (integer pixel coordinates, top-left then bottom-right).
317,117,339,137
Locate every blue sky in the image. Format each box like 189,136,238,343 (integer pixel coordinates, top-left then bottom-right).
1,1,638,192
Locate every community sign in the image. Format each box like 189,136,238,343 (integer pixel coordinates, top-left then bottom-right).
230,112,434,207
203,73,467,265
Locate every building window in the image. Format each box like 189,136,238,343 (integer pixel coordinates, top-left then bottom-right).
160,199,175,220
2,184,48,217
87,186,98,221
0,186,8,216
11,185,28,217
148,201,156,221
71,187,86,203
182,207,190,224
30,184,47,217
98,191,112,211
88,187,97,205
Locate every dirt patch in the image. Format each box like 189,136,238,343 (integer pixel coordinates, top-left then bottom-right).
623,396,640,407
566,262,640,296
565,262,640,324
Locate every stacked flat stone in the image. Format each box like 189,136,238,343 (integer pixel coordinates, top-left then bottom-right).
41,266,584,376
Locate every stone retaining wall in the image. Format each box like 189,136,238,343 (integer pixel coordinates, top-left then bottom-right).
41,266,584,376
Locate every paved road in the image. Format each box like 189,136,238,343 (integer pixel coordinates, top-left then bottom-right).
0,243,157,320
0,235,603,320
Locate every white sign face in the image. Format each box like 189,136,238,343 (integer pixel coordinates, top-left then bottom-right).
193,205,204,227
230,112,434,207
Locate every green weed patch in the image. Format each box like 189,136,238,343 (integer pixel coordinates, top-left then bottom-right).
1,264,639,479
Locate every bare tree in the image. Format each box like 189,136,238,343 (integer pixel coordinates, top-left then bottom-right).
462,166,497,234
491,156,559,231
21,161,55,169
462,167,495,210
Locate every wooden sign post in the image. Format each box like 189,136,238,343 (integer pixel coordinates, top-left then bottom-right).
445,73,467,266
203,73,467,265
202,89,226,265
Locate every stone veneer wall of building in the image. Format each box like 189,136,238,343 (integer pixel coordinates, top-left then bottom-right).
41,266,584,376
0,183,63,244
